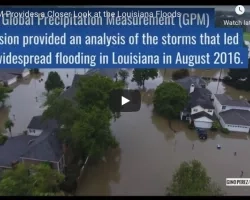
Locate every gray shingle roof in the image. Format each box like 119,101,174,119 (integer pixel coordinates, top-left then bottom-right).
0,135,36,167
214,94,250,107
188,88,213,109
0,68,25,75
21,130,63,162
175,76,207,91
0,72,17,82
219,109,250,126
191,111,215,120
27,115,58,130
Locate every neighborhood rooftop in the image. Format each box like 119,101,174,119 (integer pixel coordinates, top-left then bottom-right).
188,88,213,109
175,76,207,91
0,72,17,82
214,94,250,107
0,69,26,75
219,109,250,126
27,115,58,130
0,135,36,167
21,130,63,162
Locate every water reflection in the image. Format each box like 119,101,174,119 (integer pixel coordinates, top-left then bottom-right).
77,148,121,196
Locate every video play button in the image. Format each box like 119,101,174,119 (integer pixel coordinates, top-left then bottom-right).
109,89,141,112
122,96,130,106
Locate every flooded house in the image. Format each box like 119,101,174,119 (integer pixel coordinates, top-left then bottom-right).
0,72,17,86
212,94,250,133
176,76,215,129
0,68,30,79
0,116,65,172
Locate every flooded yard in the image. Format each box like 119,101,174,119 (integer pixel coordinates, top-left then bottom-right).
2,68,250,196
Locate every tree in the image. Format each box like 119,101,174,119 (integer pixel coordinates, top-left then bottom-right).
131,69,158,87
118,69,129,81
153,82,188,119
4,118,14,137
223,59,250,91
0,85,12,107
71,106,118,158
167,160,223,196
45,71,64,92
30,68,40,74
76,74,124,110
42,74,123,160
172,69,189,80
43,89,78,128
0,163,64,196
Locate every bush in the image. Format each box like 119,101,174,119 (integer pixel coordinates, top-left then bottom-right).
172,69,189,80
0,134,8,145
211,121,220,131
221,128,229,134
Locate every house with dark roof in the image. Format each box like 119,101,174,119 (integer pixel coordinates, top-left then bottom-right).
212,93,250,133
0,116,65,172
176,76,215,129
27,115,58,136
0,72,17,86
0,68,30,78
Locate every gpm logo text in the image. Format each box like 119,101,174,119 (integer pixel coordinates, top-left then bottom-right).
181,13,208,26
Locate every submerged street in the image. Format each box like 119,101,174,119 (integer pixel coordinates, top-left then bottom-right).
2,68,250,196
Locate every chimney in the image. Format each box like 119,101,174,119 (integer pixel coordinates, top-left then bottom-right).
190,84,195,93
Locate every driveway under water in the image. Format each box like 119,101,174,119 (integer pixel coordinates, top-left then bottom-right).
2,68,250,196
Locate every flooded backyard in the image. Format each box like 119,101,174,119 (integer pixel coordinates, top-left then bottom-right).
2,68,250,196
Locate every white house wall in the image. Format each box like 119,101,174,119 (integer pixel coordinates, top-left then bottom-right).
225,124,250,133
194,121,213,129
28,129,43,136
213,95,250,115
191,105,214,116
7,77,17,86
217,115,249,133
22,69,30,77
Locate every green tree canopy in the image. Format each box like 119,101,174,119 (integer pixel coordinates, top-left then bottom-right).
153,82,188,119
223,59,250,91
71,106,118,158
172,69,189,80
0,163,64,196
167,160,223,196
42,74,123,160
131,69,158,87
76,74,124,109
45,71,65,92
4,118,14,137
0,85,12,106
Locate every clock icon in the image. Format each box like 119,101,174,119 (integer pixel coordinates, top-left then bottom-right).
235,5,245,15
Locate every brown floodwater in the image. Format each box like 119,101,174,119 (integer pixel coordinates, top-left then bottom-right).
2,68,250,196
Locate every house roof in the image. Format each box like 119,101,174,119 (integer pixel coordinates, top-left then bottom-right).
175,76,207,91
219,109,250,126
0,68,25,75
214,94,250,107
0,135,36,167
27,115,58,130
21,130,63,162
191,111,215,120
61,68,118,101
0,72,17,82
188,88,213,109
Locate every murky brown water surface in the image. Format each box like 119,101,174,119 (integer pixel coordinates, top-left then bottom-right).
2,69,250,196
